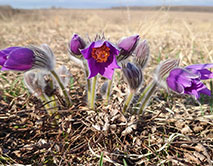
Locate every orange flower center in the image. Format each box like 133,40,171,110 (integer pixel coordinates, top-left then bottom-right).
91,44,110,63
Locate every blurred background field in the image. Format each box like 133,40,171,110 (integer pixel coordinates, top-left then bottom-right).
0,6,213,66
0,5,213,165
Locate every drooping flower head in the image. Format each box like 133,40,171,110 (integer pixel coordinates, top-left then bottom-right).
0,47,34,71
166,63,213,99
81,40,120,79
0,44,55,72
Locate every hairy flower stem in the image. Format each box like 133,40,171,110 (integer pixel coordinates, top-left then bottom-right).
138,81,158,115
134,81,155,113
50,70,72,107
49,79,58,112
40,94,51,111
105,76,113,104
83,61,91,106
90,75,97,110
123,92,134,113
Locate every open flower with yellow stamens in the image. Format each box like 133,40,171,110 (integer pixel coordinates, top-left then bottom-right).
81,40,120,80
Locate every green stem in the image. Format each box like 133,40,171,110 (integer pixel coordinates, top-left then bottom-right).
138,81,158,115
105,78,113,104
91,75,97,110
49,79,58,112
137,81,154,105
40,94,50,110
50,70,72,107
123,92,134,113
83,61,91,106
133,81,155,113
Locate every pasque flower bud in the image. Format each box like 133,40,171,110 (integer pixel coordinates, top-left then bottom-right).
133,40,150,69
69,34,86,55
117,35,139,61
122,62,143,92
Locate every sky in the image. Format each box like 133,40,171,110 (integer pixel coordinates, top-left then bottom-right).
0,0,213,9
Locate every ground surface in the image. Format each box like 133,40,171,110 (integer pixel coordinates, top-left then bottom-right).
0,8,213,165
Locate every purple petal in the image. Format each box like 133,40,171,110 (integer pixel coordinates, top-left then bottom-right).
99,55,120,80
199,87,212,96
197,69,213,80
0,55,6,66
99,67,114,80
93,40,105,48
170,68,199,79
186,68,213,80
118,35,139,52
166,68,200,93
184,79,211,99
4,48,34,70
81,42,95,59
0,47,20,65
107,54,120,70
166,76,184,93
186,63,213,70
190,89,199,99
106,41,120,57
87,58,99,79
1,67,10,71
0,47,20,55
167,68,199,88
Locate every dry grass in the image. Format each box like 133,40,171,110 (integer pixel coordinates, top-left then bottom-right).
0,8,213,165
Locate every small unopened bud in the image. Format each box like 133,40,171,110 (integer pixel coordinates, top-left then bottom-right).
117,35,139,61
122,62,143,92
24,70,47,97
133,40,150,69
69,34,86,56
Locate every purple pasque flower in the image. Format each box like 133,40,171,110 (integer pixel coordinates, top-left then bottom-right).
81,40,120,80
166,67,212,99
0,47,34,71
69,34,86,55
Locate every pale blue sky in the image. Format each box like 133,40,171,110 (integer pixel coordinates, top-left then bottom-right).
0,0,213,9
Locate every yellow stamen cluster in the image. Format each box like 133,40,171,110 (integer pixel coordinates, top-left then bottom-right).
91,45,110,63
